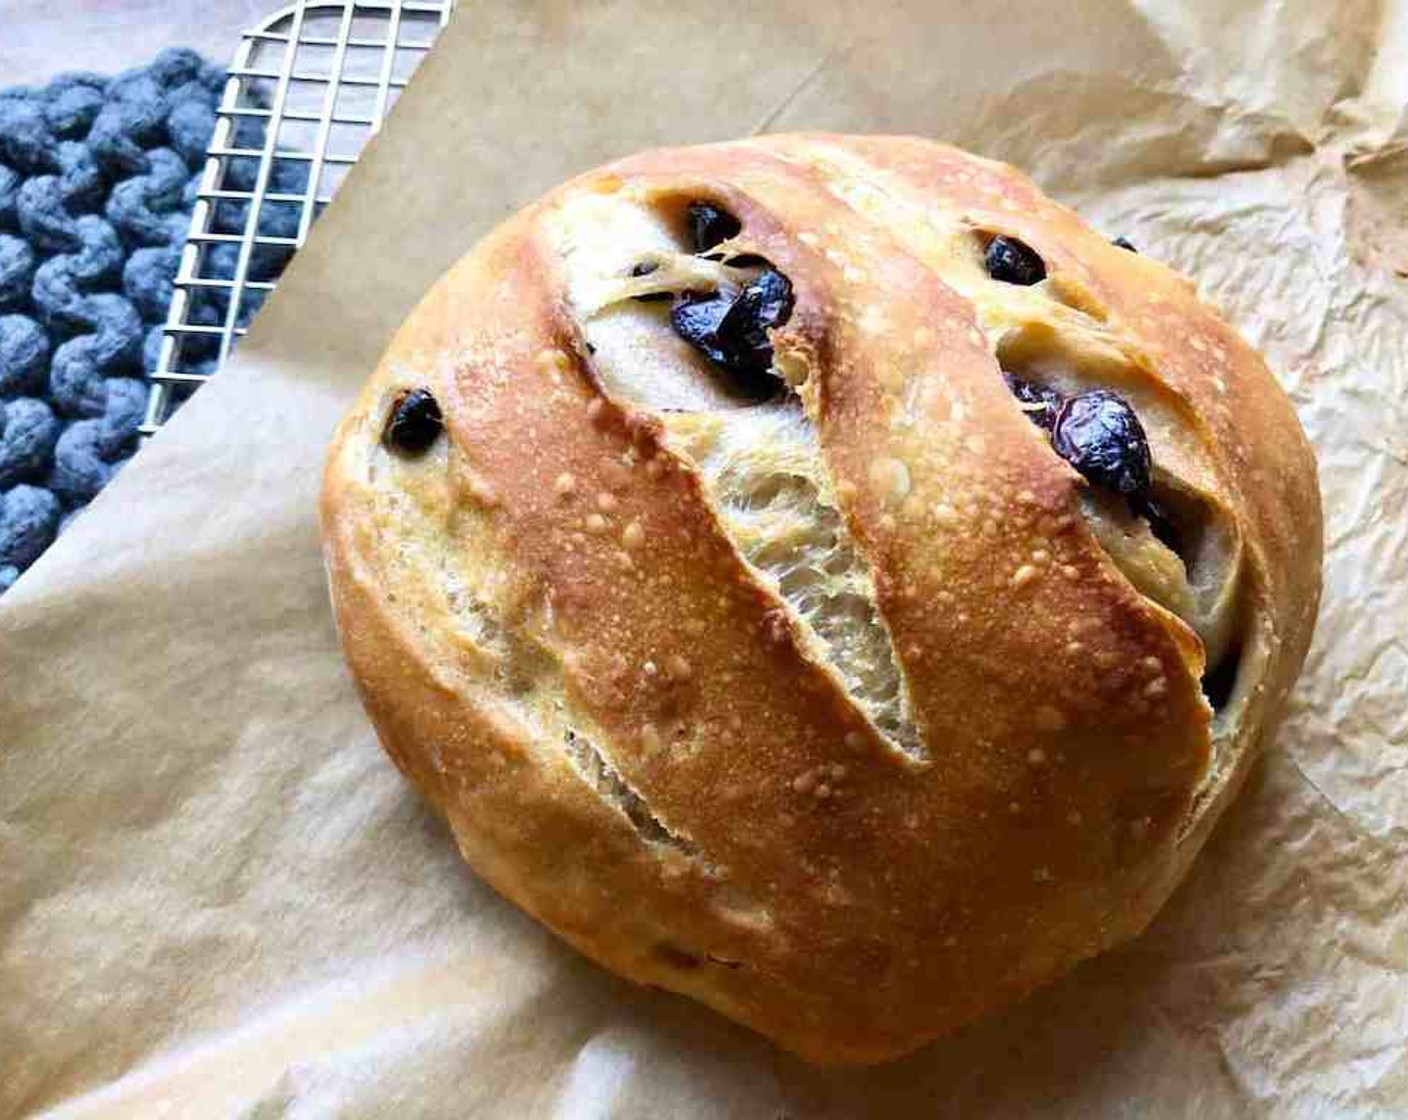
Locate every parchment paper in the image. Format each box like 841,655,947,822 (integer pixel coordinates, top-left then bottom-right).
4,3,1406,1116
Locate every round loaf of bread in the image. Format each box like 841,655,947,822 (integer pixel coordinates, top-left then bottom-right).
321,134,1321,1065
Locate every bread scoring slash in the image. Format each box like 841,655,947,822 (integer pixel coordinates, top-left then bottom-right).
320,134,1321,1065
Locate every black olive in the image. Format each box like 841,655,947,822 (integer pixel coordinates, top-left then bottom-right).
1129,492,1181,554
1112,236,1138,253
670,290,735,368
717,268,794,365
628,261,671,303
985,235,1046,285
687,202,741,253
1050,389,1151,497
383,387,443,455
1002,372,1063,431
669,268,794,396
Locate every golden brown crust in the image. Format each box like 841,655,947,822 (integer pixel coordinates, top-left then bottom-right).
320,134,1321,1065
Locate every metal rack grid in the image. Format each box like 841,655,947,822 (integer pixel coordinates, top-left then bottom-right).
141,0,455,434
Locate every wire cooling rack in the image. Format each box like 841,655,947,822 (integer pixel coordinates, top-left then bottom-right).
141,0,455,434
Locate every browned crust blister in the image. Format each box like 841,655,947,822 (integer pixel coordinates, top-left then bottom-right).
320,135,1321,1065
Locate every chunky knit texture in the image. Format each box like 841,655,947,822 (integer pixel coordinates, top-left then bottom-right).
0,48,305,595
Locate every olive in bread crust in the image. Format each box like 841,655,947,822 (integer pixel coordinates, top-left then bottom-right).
321,134,1321,1065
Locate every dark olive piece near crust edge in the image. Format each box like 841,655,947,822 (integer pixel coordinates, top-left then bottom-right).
718,268,795,362
669,268,795,397
985,235,1047,285
1002,373,1182,556
1002,372,1063,432
1051,389,1152,498
1112,236,1138,253
1001,377,1156,504
687,202,741,253
671,290,736,367
670,290,778,400
383,387,443,455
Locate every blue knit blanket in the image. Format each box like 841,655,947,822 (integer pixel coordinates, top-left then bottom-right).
0,48,302,596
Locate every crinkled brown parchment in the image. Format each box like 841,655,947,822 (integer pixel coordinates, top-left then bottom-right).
3,2,1405,1116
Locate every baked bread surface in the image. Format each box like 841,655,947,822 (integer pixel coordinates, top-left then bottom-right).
321,134,1321,1065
